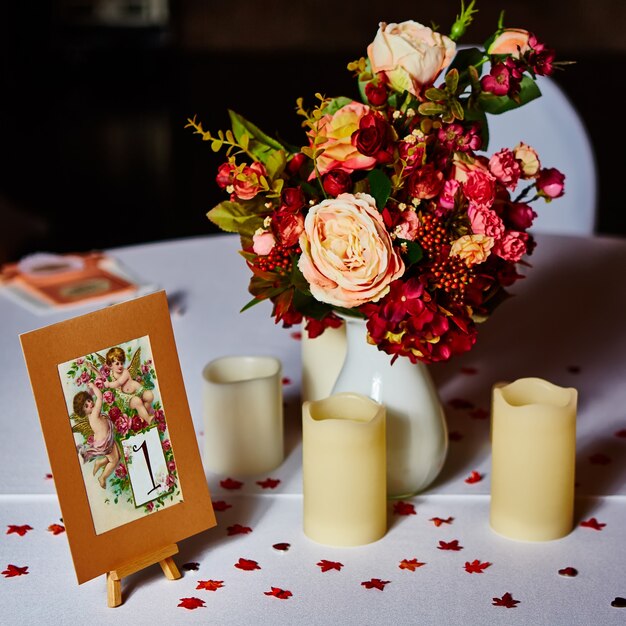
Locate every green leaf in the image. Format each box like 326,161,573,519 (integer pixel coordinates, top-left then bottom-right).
228,110,286,163
207,201,265,237
448,47,485,75
291,289,333,320
323,96,354,116
265,149,287,180
445,68,459,93
367,169,392,210
396,238,423,268
418,102,447,116
478,76,542,114
450,99,465,120
425,87,447,101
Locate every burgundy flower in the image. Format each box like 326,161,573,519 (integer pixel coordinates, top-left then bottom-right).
131,415,145,432
481,63,511,96
322,170,353,196
365,80,388,106
115,464,127,478
503,202,536,230
114,413,131,436
286,152,308,176
109,406,122,422
463,170,496,209
304,313,343,339
409,164,444,200
352,112,392,162
216,162,235,189
281,187,306,212
536,168,565,198
271,208,304,247
527,34,555,76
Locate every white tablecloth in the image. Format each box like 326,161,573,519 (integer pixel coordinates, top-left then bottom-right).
2,233,626,624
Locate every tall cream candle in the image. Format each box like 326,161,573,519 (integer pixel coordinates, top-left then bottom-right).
302,392,386,546
490,377,577,541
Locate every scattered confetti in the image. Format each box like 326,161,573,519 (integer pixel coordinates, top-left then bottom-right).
182,562,200,571
492,592,520,608
227,524,252,536
234,558,261,571
611,597,626,608
438,540,463,551
558,567,578,577
361,578,390,591
464,560,492,574
449,398,474,410
6,525,33,536
47,524,65,535
399,558,426,571
393,501,416,516
196,580,224,591
44,473,53,480
317,560,343,572
178,597,205,610
448,431,464,441
290,331,302,340
430,516,454,527
2,564,29,578
220,478,244,490
580,517,606,530
257,478,281,489
212,500,232,512
589,453,611,465
281,377,292,386
273,543,291,552
264,587,292,599
465,470,483,484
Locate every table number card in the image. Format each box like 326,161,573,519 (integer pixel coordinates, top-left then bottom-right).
20,291,216,584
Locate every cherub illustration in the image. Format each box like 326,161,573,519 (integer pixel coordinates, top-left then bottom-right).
73,382,120,489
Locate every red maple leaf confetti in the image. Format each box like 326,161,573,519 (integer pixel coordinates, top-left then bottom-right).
178,597,205,610
361,578,390,591
611,597,626,608
281,377,292,385
47,524,65,535
399,558,426,571
44,473,53,480
589,453,611,465
227,524,252,536
465,470,483,484
430,516,454,527
273,543,291,552
234,558,261,571
464,560,492,574
6,525,33,536
614,429,626,439
393,501,416,516
317,560,343,572
461,366,478,375
449,398,474,410
448,431,464,441
492,592,520,608
264,587,293,600
558,567,578,577
2,564,29,578
212,500,232,512
196,580,224,591
182,562,200,571
469,408,489,420
438,540,463,551
290,331,302,340
256,478,281,489
220,478,244,490
580,517,606,530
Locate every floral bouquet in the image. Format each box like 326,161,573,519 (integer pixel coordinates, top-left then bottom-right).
187,2,565,364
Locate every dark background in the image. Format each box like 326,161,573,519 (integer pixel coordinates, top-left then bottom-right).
1,0,624,264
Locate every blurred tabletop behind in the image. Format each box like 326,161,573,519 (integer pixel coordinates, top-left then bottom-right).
1,0,623,264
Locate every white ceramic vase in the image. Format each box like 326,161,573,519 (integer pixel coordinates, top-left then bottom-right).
331,316,448,498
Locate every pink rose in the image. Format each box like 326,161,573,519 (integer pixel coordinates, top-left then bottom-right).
298,193,405,308
109,406,122,421
115,464,127,478
75,358,85,365
367,21,456,96
114,413,131,436
103,390,115,404
310,102,376,177
514,142,541,178
463,170,497,209
537,168,565,199
438,179,461,209
450,234,494,267
504,202,537,231
468,205,505,240
395,209,420,241
166,474,176,488
232,162,266,200
489,148,521,190
94,377,105,390
167,460,176,472
452,153,490,183
145,502,154,512
162,439,171,451
493,231,529,262
80,371,90,384
252,230,276,256
216,162,235,189
488,28,531,57
131,415,144,433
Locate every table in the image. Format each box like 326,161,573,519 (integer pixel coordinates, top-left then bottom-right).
2,233,626,624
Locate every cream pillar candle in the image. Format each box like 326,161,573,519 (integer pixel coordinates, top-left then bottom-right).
302,392,386,546
301,323,347,403
202,356,283,475
490,377,577,541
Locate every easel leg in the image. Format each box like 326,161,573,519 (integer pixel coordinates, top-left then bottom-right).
107,572,122,608
159,556,181,580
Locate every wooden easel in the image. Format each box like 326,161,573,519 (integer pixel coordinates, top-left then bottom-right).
106,543,181,607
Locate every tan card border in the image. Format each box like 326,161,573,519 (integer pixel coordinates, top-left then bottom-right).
20,291,216,584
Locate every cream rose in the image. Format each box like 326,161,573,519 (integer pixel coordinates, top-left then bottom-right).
298,193,405,308
367,21,456,96
450,234,494,266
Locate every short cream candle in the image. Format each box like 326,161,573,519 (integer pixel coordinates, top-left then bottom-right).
490,377,577,541
302,393,386,546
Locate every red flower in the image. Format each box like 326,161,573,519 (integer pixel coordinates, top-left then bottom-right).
352,112,393,163
271,208,304,248
131,415,144,432
108,406,122,421
481,63,511,96
216,162,235,189
409,163,445,200
365,80,388,106
463,170,496,209
323,170,353,196
281,187,306,212
537,167,565,199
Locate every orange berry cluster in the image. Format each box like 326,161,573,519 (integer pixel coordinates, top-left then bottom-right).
430,254,474,302
416,213,448,257
254,244,301,275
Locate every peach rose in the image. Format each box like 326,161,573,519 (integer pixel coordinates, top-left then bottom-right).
514,142,541,178
451,153,490,183
310,102,376,177
450,234,494,266
488,29,531,58
252,229,276,255
367,21,456,96
298,193,404,308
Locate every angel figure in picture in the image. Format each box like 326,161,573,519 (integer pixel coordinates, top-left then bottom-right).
88,346,155,425
73,382,120,489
